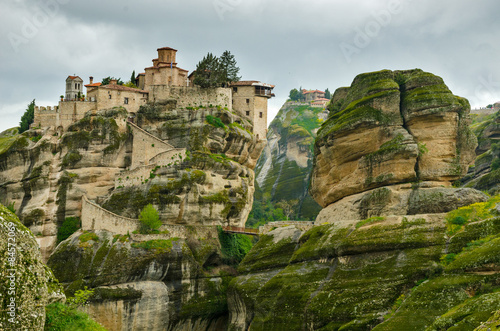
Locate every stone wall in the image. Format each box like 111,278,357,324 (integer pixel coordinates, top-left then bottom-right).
33,101,97,130
81,196,140,233
148,86,232,111
82,196,220,237
259,221,314,234
129,122,176,169
149,148,186,166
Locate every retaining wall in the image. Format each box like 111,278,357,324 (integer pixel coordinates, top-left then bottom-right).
81,196,140,233
149,86,232,111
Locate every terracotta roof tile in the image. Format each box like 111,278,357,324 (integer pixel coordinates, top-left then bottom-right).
84,82,102,87
303,89,325,94
67,75,82,80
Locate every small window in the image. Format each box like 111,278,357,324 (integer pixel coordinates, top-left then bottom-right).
124,97,129,104
259,112,263,118
108,94,112,99
246,111,250,116
246,99,250,104
75,83,77,89
233,87,238,93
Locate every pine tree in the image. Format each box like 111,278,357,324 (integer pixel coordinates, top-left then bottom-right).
194,53,222,88
325,88,331,99
219,50,241,85
19,99,35,133
130,70,136,85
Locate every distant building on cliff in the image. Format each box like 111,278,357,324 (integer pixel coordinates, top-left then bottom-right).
33,47,273,140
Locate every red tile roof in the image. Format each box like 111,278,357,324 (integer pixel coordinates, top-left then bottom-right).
314,98,330,101
84,82,102,87
230,81,275,88
67,75,82,80
303,89,325,94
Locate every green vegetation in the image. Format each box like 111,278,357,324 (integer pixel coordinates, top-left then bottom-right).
45,287,106,330
57,217,81,243
217,226,253,265
446,194,500,235
193,50,240,87
131,238,179,253
101,76,123,85
79,232,99,243
355,216,385,228
19,99,35,133
138,204,161,234
247,197,286,228
205,115,226,129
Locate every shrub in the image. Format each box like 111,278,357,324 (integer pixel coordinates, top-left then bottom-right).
205,115,226,129
57,217,81,243
451,215,467,225
139,204,161,233
217,226,253,265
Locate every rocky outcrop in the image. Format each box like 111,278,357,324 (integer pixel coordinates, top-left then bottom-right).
252,102,324,221
48,227,233,331
311,69,477,208
228,202,500,330
0,104,264,260
0,203,64,330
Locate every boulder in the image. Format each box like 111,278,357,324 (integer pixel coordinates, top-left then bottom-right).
311,69,477,207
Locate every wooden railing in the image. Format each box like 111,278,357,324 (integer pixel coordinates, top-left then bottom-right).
222,226,260,235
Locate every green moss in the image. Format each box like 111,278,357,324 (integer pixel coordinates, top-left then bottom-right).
79,232,99,243
131,238,179,253
356,216,385,229
91,287,142,302
45,302,107,331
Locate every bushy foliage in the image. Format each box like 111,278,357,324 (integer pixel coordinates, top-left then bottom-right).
289,88,301,101
139,204,161,233
205,115,226,129
217,226,253,265
19,99,35,133
101,76,123,85
193,51,240,88
45,287,105,330
57,217,81,243
246,198,286,228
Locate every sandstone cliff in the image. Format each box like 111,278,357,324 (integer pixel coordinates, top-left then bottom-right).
227,70,499,330
251,102,324,223
0,203,64,330
311,69,480,222
0,103,263,261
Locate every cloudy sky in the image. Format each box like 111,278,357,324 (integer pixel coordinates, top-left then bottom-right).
1,0,499,133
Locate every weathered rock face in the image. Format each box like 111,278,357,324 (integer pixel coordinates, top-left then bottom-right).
0,203,64,330
0,104,264,259
311,69,477,207
228,206,500,330
252,102,324,221
48,228,233,331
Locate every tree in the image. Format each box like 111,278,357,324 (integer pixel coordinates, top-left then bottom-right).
289,88,301,101
325,88,331,100
219,50,241,85
276,199,299,220
193,52,222,88
101,76,124,85
19,99,35,133
298,86,304,101
139,204,161,233
130,70,136,86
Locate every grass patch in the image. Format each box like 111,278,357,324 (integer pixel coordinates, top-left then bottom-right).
355,216,385,229
131,238,179,253
446,195,500,235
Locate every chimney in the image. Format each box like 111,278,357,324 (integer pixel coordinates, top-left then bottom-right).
89,76,93,84
110,79,117,85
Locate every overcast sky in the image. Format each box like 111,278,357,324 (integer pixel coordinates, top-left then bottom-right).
1,0,499,133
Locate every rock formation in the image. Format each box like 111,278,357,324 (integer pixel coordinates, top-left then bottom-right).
0,203,64,330
227,70,500,330
0,104,263,261
252,102,324,222
311,69,481,221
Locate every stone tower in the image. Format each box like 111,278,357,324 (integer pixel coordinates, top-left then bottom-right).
231,81,274,140
65,75,83,101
